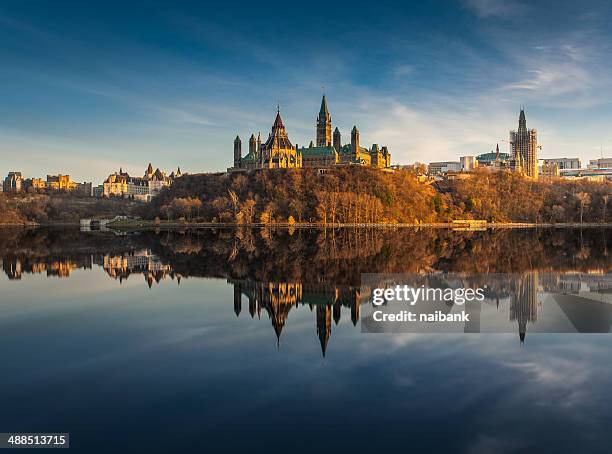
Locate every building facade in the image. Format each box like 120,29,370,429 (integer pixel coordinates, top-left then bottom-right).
509,109,538,178
3,172,23,192
230,95,391,171
428,161,461,175
588,158,612,170
102,164,180,201
542,157,581,170
3,172,92,194
460,156,477,171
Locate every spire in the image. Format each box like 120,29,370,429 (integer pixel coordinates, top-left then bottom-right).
146,163,153,174
319,95,329,116
519,108,526,130
273,110,284,129
316,94,332,146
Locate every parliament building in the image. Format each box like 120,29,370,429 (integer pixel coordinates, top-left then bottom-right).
230,95,391,171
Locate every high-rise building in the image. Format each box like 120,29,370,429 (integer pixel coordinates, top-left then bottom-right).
509,109,538,178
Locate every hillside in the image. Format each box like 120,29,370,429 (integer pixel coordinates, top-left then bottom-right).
142,167,612,224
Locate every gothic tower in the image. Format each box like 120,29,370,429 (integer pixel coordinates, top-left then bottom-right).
233,135,242,168
333,127,341,151
316,95,332,147
351,126,360,159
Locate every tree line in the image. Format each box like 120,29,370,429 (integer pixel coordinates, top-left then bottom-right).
143,167,612,224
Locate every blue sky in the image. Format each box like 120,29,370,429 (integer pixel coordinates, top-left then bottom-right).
1,0,612,183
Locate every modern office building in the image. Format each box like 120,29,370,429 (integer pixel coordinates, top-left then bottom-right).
588,158,612,170
541,157,581,170
428,161,462,175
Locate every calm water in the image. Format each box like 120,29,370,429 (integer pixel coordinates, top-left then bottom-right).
0,227,611,453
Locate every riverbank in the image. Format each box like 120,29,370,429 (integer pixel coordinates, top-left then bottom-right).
70,220,612,230
2,220,611,230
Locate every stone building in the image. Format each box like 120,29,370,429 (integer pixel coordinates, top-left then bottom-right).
230,95,391,171
102,164,180,201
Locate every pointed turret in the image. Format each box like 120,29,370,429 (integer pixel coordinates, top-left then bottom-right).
333,127,341,151
146,163,154,175
351,126,360,158
233,135,242,168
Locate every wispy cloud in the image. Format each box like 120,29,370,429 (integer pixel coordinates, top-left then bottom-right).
464,0,521,18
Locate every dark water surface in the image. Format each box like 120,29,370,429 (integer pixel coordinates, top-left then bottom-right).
0,227,611,453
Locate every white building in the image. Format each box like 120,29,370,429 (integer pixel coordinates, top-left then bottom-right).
588,158,612,170
541,157,581,170
428,161,462,175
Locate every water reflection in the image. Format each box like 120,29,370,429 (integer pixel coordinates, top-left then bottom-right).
1,227,610,353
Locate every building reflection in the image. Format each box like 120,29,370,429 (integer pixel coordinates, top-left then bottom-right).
1,256,91,279
509,272,540,343
96,249,181,288
2,225,611,353
231,279,362,356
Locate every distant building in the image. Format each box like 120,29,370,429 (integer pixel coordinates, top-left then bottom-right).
509,109,538,178
476,144,511,169
230,95,391,171
428,161,461,176
46,174,77,191
93,185,104,198
17,174,92,195
27,178,46,190
102,164,180,201
3,172,23,192
540,161,560,178
542,157,581,170
588,157,612,170
460,156,477,171
560,168,612,181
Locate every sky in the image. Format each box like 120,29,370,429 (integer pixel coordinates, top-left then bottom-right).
1,0,612,183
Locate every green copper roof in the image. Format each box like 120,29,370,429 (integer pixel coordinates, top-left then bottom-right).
241,152,257,162
476,152,511,163
298,145,337,157
338,144,369,155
